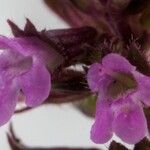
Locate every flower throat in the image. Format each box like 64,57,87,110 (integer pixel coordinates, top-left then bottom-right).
107,72,137,99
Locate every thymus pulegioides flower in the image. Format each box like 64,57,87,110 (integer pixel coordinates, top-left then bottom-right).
0,19,98,126
0,21,64,125
0,35,52,126
87,53,150,144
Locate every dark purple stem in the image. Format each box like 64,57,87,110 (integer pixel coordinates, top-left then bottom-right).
7,124,99,150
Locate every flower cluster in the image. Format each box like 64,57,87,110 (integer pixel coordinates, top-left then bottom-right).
0,0,150,149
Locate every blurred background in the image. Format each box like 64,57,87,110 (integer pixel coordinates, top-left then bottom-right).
0,0,134,149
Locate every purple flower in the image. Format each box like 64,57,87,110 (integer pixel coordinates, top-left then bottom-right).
0,35,53,126
87,53,150,144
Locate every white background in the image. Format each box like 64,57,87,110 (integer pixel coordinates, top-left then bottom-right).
0,0,133,149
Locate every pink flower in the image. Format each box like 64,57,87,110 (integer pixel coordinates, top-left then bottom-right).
0,19,98,126
0,35,51,126
87,53,150,144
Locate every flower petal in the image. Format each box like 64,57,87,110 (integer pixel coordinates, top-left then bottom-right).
0,80,18,126
19,59,51,107
87,63,103,92
0,36,33,80
133,71,150,106
87,63,112,93
91,99,113,143
102,53,135,73
113,98,147,144
0,50,32,81
0,35,25,52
